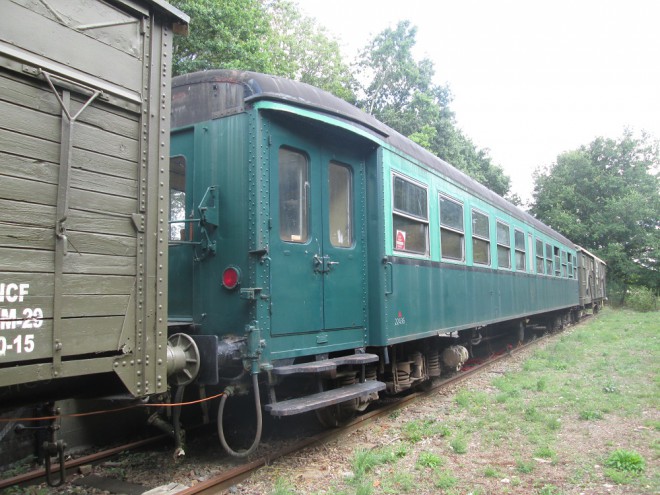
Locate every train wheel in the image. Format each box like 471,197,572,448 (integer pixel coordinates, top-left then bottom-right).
593,303,600,314
315,403,355,428
315,373,357,427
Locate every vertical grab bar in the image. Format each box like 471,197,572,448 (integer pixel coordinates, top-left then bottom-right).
384,261,394,295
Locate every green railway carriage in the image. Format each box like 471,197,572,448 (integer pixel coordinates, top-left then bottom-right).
167,70,582,446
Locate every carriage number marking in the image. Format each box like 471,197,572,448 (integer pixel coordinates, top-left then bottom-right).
0,335,35,356
0,282,42,356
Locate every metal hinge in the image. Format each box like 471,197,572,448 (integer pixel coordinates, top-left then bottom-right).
240,288,263,300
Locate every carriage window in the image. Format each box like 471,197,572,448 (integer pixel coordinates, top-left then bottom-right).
439,194,464,261
515,229,526,271
472,209,490,265
392,175,428,255
329,162,353,248
496,221,511,269
279,148,309,243
554,246,561,276
169,155,186,241
567,253,574,278
535,239,545,274
561,250,568,277
545,243,553,275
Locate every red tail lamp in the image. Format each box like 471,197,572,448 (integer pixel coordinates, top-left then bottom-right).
222,266,241,290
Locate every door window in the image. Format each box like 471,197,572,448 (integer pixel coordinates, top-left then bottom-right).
328,162,353,248
279,148,309,243
169,155,186,241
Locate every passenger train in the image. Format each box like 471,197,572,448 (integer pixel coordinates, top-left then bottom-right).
0,0,605,474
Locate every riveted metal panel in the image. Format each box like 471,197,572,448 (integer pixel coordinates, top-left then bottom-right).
0,0,185,401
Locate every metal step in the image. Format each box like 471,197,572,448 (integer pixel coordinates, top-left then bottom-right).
265,381,386,416
271,353,379,376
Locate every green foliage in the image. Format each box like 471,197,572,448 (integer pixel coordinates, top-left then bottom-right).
516,458,535,474
449,434,468,454
537,485,563,495
416,451,444,469
605,449,645,473
579,409,603,421
170,0,274,75
351,445,407,479
531,131,660,293
434,470,458,489
353,21,510,196
170,0,354,100
381,471,415,493
264,0,355,100
484,466,504,478
271,477,297,495
534,445,556,460
402,418,450,443
625,286,658,312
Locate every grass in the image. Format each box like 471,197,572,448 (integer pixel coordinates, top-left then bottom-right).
261,309,658,495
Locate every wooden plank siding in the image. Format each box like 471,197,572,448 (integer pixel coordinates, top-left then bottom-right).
0,65,140,364
0,0,183,397
2,1,143,94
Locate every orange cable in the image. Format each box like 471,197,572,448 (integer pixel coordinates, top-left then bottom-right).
0,392,224,423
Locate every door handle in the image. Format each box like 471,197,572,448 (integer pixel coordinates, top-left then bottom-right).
313,254,324,272
326,260,339,271
313,255,339,273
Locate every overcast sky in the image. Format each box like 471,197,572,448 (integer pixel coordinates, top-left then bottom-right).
296,0,660,202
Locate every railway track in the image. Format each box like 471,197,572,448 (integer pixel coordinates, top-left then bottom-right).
1,320,583,494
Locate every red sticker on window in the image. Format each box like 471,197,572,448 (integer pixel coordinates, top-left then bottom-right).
396,230,406,250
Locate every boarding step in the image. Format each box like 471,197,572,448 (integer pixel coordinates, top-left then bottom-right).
271,353,379,376
265,380,386,417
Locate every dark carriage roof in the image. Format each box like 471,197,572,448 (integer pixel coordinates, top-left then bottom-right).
171,70,573,247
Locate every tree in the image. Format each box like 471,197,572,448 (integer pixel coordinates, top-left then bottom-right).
354,21,510,196
170,0,275,76
264,0,355,101
170,0,354,100
531,130,660,295
353,21,450,136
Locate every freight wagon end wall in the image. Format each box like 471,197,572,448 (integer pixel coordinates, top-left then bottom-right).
0,0,186,402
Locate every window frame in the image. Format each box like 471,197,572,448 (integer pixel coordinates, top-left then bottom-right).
545,243,553,275
278,146,310,244
438,193,465,262
391,172,429,256
535,238,545,274
471,208,491,266
328,161,354,248
169,155,187,242
514,228,526,271
496,220,511,270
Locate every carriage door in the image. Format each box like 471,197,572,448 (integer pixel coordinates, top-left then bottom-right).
269,127,366,336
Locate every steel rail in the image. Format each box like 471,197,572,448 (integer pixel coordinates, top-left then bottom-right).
2,317,591,493
178,329,561,495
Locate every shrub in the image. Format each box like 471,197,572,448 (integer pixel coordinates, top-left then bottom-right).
625,286,658,312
